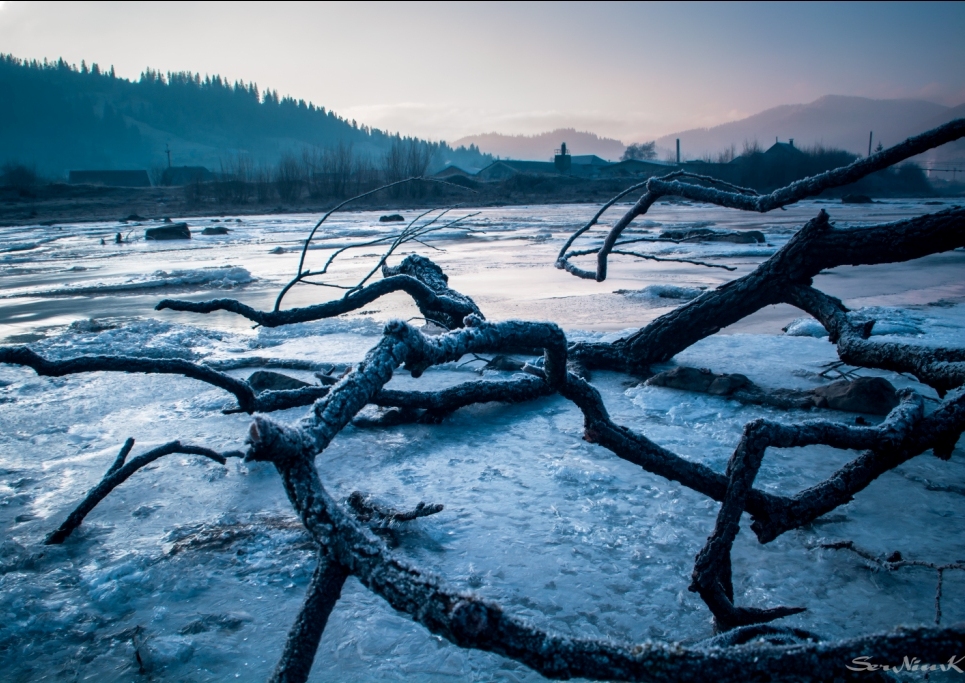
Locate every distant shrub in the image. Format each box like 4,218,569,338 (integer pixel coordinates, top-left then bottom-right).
0,162,40,190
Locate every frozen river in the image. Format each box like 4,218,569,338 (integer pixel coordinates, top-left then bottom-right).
1,199,964,681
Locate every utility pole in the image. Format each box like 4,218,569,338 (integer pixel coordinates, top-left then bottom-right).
868,132,873,157
165,144,172,169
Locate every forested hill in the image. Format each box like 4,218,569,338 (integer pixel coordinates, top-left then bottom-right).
0,54,492,177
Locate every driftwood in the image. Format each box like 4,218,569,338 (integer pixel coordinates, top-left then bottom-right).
2,119,965,681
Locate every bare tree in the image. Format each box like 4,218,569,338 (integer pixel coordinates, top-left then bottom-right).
382,138,434,197
2,118,965,682
621,141,657,161
276,151,304,202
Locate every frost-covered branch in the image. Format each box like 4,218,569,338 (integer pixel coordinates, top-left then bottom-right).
347,491,444,526
0,346,261,413
558,118,965,281
244,338,965,680
45,439,242,544
158,255,484,330
788,285,965,395
691,419,806,631
269,552,348,683
570,207,965,373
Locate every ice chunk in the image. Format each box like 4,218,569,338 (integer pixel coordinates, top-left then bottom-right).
783,317,829,338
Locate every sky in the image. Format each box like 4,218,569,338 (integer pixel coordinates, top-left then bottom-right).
1,1,963,144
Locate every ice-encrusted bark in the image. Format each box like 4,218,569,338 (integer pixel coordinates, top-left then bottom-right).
238,318,965,678
570,207,965,372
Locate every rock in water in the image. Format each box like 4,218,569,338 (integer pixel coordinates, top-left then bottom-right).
842,194,873,204
379,214,405,222
647,366,753,395
145,223,191,240
811,376,898,414
201,226,230,235
247,370,311,393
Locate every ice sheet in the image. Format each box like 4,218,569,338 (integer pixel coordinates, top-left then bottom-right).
1,199,964,681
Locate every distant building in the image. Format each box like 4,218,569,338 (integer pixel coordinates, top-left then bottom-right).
68,170,151,187
161,166,214,186
763,139,804,159
570,155,611,166
476,160,559,180
598,159,676,178
474,142,680,181
432,165,474,179
554,142,571,173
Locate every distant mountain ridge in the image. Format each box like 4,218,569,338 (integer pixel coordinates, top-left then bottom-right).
656,95,964,162
451,129,626,162
456,96,965,168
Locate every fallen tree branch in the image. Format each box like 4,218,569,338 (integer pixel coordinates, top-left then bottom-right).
820,540,965,625
242,329,965,679
558,118,965,282
787,285,965,395
0,346,260,413
691,418,806,632
158,255,484,329
269,552,348,683
569,207,965,372
347,491,443,526
563,246,737,271
45,439,242,544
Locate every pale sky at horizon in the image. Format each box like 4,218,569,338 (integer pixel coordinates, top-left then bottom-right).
1,1,963,144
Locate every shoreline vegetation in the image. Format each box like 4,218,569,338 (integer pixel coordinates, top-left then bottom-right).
2,170,960,228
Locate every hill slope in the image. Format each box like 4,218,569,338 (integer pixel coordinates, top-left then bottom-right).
0,54,491,177
452,129,626,162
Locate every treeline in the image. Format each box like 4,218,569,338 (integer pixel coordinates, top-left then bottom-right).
0,54,493,176
183,139,449,205
690,142,932,196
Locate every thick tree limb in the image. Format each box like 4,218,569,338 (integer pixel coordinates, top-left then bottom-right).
45,439,242,544
691,418,806,631
788,285,965,395
381,254,484,329
269,552,348,683
749,387,965,544
560,371,790,516
570,207,965,372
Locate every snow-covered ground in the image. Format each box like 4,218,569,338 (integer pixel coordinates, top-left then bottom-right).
1,199,964,681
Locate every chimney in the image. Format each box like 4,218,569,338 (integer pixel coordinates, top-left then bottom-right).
676,139,680,165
